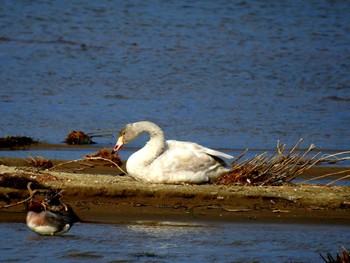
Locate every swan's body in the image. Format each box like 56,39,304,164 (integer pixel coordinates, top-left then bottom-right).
113,121,233,184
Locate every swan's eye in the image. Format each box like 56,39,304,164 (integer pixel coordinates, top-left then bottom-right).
119,130,127,137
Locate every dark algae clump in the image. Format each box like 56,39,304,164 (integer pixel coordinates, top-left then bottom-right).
0,136,38,149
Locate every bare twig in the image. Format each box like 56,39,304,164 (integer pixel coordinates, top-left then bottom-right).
48,156,127,174
85,156,127,174
316,151,350,165
299,169,350,184
86,129,114,136
0,182,38,209
49,158,85,170
231,149,248,165
290,138,303,154
326,174,350,186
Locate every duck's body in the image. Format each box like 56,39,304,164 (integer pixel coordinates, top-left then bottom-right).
113,121,233,184
26,202,73,236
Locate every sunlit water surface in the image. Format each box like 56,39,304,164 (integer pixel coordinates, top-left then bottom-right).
1,0,350,152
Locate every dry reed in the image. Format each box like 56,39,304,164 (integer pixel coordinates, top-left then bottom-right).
217,139,350,186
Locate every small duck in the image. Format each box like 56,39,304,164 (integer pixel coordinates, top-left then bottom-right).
26,201,74,236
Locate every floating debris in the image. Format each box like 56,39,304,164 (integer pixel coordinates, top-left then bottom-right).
0,136,38,149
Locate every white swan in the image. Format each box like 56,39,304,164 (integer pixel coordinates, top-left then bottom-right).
112,121,233,184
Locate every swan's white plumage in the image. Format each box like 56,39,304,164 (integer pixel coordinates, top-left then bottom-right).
114,121,233,184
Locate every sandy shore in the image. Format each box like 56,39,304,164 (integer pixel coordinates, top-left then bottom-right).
1,153,350,225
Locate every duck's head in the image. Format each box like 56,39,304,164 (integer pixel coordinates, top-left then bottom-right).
28,201,46,213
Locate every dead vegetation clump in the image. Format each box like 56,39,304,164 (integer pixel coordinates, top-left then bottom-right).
0,136,38,149
65,131,94,145
65,130,113,145
217,139,350,186
86,147,122,166
27,156,53,169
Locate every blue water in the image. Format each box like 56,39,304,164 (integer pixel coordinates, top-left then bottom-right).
1,0,350,152
0,221,349,263
1,1,350,261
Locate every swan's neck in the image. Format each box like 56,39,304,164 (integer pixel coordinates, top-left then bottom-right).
128,123,166,171
144,127,166,163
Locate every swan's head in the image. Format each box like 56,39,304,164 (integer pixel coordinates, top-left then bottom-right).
112,121,163,154
112,123,140,154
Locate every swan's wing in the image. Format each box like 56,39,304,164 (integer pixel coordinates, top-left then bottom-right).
142,140,232,184
158,147,217,170
166,140,233,159
149,146,229,184
157,142,229,173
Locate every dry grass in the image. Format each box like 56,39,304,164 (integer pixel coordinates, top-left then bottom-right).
217,139,350,186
